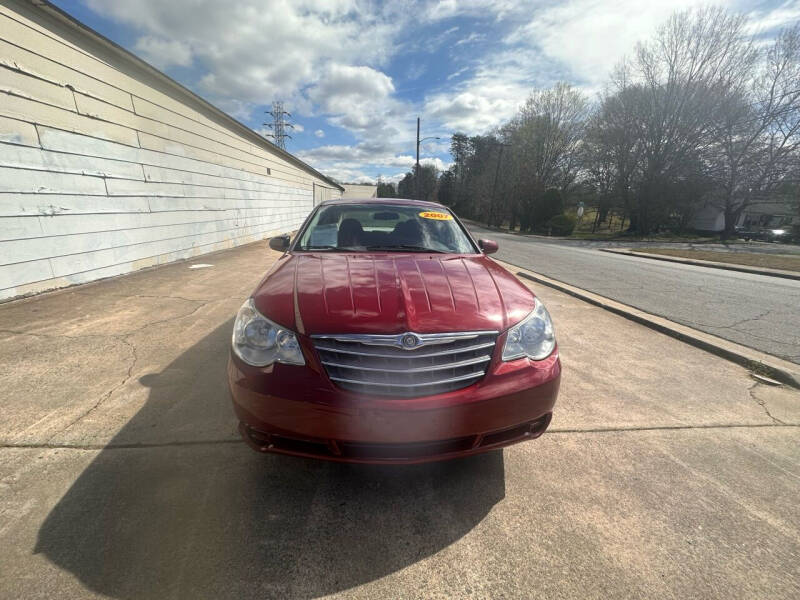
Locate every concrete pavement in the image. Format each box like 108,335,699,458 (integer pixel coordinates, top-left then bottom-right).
467,224,800,364
1,241,799,599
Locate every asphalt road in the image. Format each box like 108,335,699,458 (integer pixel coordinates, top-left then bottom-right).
467,225,800,364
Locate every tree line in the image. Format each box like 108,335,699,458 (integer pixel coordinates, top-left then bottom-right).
382,8,800,237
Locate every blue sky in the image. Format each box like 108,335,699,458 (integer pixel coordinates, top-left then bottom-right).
52,0,800,184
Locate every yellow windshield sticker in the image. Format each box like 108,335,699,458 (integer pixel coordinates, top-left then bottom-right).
419,211,452,221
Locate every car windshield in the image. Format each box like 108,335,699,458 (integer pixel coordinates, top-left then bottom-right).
295,204,477,253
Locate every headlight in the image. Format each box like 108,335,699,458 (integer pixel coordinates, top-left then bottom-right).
502,298,556,361
231,299,305,366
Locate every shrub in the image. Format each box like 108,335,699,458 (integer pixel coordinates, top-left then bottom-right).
533,189,564,225
546,214,576,236
520,188,564,232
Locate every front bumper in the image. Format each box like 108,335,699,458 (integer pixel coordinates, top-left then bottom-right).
228,345,561,464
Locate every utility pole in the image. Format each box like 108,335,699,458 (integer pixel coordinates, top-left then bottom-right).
415,117,420,200
414,117,440,200
264,101,294,150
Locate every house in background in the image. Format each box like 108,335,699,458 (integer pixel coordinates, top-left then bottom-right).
691,198,798,232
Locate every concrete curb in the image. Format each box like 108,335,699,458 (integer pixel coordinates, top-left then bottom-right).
599,248,800,281
501,262,800,389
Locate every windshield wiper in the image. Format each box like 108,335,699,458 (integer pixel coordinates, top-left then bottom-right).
301,245,361,252
365,245,447,253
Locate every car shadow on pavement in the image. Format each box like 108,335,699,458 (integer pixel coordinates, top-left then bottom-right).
35,320,505,599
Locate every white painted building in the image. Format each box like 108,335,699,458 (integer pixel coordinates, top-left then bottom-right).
0,0,341,301
341,184,378,199
691,199,798,232
690,205,727,232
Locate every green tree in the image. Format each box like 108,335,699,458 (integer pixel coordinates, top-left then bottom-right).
397,165,439,201
436,170,456,207
377,182,396,198
397,172,414,198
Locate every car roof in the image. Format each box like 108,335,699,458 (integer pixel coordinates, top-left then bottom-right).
319,197,448,210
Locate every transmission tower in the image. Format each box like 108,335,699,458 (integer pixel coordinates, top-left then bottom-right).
264,101,294,150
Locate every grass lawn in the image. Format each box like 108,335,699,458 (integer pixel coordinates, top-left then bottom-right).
638,248,800,272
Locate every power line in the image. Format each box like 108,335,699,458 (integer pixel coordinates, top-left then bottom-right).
264,101,294,150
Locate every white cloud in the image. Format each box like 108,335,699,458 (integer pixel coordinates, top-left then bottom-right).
382,172,407,184
297,140,450,187
406,62,427,81
348,175,379,184
505,0,703,86
293,123,305,133
425,74,529,134
420,157,452,172
86,0,406,109
746,1,800,34
422,139,451,154
85,0,797,178
309,64,395,112
422,0,731,135
413,25,461,54
298,144,414,167
454,32,486,46
422,0,522,22
308,63,417,144
134,36,192,69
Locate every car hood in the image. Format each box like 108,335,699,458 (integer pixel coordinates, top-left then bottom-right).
252,253,535,335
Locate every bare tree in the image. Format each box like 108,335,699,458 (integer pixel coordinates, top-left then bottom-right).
584,81,647,227
508,83,588,230
439,8,799,239
710,24,800,236
625,7,756,233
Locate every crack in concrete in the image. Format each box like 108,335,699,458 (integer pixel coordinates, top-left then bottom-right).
72,291,203,303
0,329,116,340
723,308,774,331
124,299,211,335
43,334,139,444
677,308,773,332
73,290,245,303
25,297,232,440
748,382,786,425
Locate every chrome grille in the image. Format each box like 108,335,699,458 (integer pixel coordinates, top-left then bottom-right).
312,331,498,398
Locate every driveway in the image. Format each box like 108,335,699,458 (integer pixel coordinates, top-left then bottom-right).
467,224,800,364
1,241,799,599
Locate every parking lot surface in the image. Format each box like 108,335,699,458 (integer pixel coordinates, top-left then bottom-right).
1,241,799,599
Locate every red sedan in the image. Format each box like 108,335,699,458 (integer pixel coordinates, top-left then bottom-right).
228,198,560,463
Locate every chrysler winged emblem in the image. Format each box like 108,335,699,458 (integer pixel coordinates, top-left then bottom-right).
400,333,420,349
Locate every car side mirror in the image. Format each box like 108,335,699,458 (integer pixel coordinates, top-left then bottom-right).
269,235,290,252
479,239,498,254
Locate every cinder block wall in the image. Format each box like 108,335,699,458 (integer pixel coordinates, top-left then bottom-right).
0,0,341,301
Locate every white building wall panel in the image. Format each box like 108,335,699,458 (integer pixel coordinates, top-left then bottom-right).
0,143,146,179
0,193,152,217
0,0,341,301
